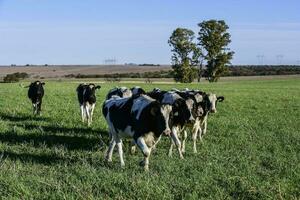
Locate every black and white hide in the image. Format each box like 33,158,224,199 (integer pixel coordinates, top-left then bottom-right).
148,90,195,159
106,87,132,100
102,94,172,170
76,83,101,126
27,81,45,115
197,92,224,141
130,86,146,98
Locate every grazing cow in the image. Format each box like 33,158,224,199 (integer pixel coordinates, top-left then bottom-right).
106,87,132,100
102,94,172,170
147,90,195,159
76,83,101,126
27,81,45,115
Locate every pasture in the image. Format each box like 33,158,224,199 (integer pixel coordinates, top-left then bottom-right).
0,77,299,199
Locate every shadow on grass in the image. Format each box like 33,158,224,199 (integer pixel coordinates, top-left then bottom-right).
1,150,67,165
23,124,104,136
0,113,49,122
1,150,113,168
0,131,109,151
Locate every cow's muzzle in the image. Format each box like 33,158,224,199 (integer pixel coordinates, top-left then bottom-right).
211,109,217,113
163,129,171,136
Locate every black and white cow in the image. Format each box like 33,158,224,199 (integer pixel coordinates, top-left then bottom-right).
76,83,101,126
166,90,205,156
198,92,224,138
179,89,224,153
106,87,132,100
27,81,45,115
147,89,195,159
102,94,172,170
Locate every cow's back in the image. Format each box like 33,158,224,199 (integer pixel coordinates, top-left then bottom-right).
104,97,134,132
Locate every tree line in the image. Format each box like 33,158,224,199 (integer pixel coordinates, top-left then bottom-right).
169,19,234,83
2,66,300,83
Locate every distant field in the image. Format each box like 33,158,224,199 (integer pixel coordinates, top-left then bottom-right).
0,65,171,79
0,77,299,199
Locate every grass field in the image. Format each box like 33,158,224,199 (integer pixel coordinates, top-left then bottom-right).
0,77,299,199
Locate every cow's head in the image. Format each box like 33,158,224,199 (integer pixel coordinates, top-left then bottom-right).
149,102,172,136
175,92,197,124
85,84,101,96
131,86,146,98
188,90,205,118
172,98,194,125
119,87,133,98
29,81,45,94
202,93,225,114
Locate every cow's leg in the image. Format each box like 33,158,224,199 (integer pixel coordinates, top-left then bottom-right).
193,120,200,153
106,135,116,162
136,136,151,171
168,138,174,157
32,103,36,115
170,127,184,159
202,117,208,135
85,104,91,126
130,140,136,154
90,103,96,123
80,105,85,122
37,101,42,115
193,126,199,153
181,129,188,153
116,138,125,167
198,126,203,141
151,135,162,152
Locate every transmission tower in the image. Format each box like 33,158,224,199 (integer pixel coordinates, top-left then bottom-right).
256,54,264,65
276,55,284,65
103,58,117,65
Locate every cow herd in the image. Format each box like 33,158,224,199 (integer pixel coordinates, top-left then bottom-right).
23,81,224,171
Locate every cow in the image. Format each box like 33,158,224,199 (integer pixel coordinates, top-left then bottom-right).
147,89,195,159
171,89,205,153
27,81,45,115
76,83,101,126
197,92,224,139
178,89,224,153
106,87,132,100
102,94,172,170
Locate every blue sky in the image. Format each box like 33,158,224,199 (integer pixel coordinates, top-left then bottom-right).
0,0,299,65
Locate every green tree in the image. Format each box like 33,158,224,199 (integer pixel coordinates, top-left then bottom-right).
168,28,200,83
198,20,234,82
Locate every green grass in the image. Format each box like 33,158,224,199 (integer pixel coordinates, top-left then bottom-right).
0,77,299,199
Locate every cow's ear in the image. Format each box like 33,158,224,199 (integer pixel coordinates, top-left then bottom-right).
150,106,159,116
95,85,101,90
217,96,224,102
41,82,45,85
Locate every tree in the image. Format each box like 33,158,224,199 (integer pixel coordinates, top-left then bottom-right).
198,20,234,82
168,28,201,83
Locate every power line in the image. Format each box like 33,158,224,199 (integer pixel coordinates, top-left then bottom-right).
103,58,117,65
256,54,264,65
276,54,284,65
